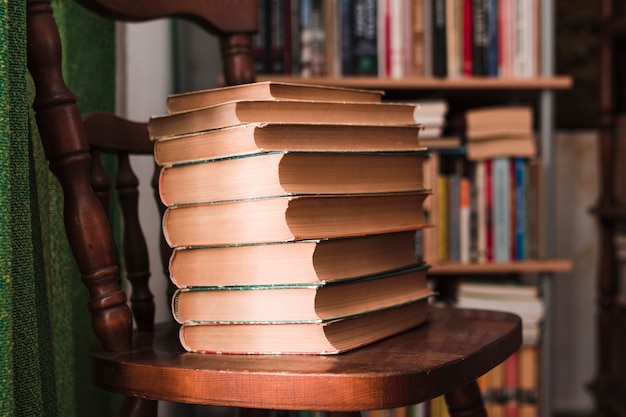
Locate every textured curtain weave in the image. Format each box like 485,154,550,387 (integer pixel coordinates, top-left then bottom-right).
1,0,118,416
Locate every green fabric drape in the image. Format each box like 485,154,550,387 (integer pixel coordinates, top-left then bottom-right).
1,1,118,416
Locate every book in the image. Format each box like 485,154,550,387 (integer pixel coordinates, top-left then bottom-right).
162,191,430,247
456,280,543,345
492,158,511,263
459,177,471,263
165,81,384,114
465,106,537,161
518,345,539,417
300,0,326,77
168,231,422,288
503,351,519,417
352,0,379,75
177,297,430,354
148,99,421,139
474,160,487,262
445,0,462,78
432,0,448,77
471,0,489,76
412,0,425,76
158,151,428,205
153,123,423,166
466,136,537,161
465,106,533,139
172,263,432,323
462,0,473,75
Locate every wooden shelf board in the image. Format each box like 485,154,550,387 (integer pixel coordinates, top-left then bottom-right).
257,75,574,90
429,259,573,275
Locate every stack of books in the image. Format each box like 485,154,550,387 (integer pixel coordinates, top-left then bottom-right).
148,81,435,355
464,106,537,161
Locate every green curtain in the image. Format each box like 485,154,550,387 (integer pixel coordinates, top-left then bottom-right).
1,0,119,416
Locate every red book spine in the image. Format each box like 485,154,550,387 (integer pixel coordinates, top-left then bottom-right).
463,0,473,76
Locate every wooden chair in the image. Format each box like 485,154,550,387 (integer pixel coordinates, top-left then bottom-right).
26,1,522,416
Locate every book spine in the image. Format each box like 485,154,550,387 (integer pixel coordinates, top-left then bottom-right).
486,0,498,76
269,0,286,74
492,157,510,262
376,0,390,77
503,351,520,417
431,0,447,77
290,0,302,74
300,0,326,76
448,173,460,262
514,157,526,260
484,159,493,262
462,0,473,76
473,160,486,263
459,177,471,263
412,0,425,77
353,0,379,75
340,0,356,75
252,0,269,73
471,0,488,76
389,0,406,78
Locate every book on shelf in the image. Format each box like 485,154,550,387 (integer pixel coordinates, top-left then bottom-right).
518,345,539,417
478,344,539,417
165,81,384,114
148,99,421,139
300,0,326,77
162,191,430,247
455,280,543,345
432,0,448,77
169,231,421,288
250,0,541,79
177,297,430,355
172,263,432,323
492,157,511,263
158,150,428,206
466,135,537,161
465,106,533,139
445,0,463,78
465,106,537,161
153,123,423,166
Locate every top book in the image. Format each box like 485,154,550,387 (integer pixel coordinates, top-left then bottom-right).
166,81,385,113
148,99,421,140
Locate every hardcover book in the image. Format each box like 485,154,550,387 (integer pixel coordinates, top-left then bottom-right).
172,263,432,323
168,231,422,288
158,151,428,205
153,123,423,166
178,298,430,354
162,191,430,247
166,81,384,114
148,99,421,139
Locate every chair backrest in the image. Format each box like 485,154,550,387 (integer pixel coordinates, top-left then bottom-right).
26,0,258,351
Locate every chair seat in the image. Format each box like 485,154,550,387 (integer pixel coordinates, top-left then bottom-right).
90,307,521,411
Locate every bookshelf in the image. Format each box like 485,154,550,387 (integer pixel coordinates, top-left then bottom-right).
589,1,626,416
252,1,573,416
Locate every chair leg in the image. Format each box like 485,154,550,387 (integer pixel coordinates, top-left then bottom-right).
444,381,487,417
118,397,158,417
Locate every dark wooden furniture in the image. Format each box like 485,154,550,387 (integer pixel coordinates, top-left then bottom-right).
26,1,522,416
590,1,626,416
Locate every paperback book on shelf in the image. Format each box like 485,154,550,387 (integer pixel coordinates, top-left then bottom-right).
149,81,434,355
